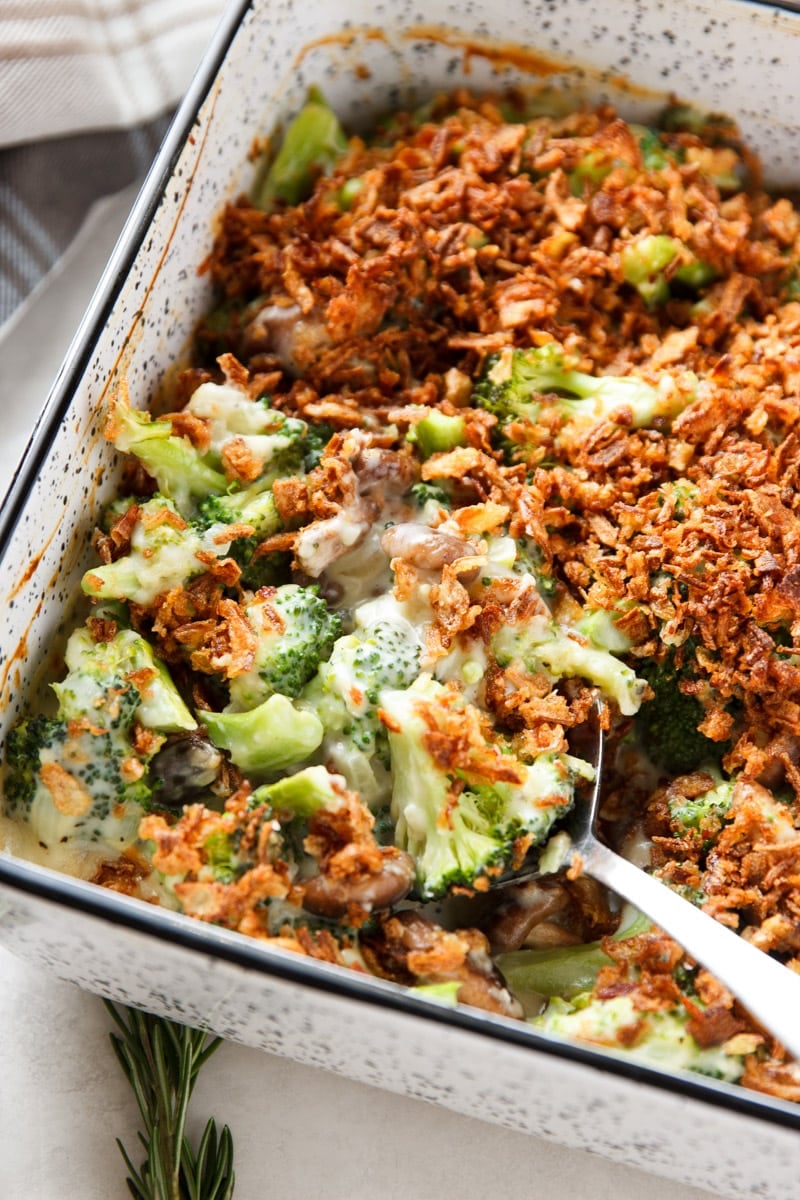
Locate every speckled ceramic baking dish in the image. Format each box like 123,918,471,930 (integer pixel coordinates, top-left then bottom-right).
3,2,800,1195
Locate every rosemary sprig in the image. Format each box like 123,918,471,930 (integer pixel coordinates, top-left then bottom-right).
104,1001,235,1200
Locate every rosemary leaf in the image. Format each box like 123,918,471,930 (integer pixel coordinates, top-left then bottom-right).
105,1001,236,1200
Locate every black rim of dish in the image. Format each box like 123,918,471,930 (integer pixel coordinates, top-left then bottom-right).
3,851,800,1133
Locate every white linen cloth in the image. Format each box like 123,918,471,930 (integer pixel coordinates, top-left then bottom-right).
0,0,226,326
0,0,226,145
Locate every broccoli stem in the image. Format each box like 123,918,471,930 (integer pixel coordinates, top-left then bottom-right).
255,91,348,209
202,693,324,774
408,410,467,458
497,910,650,998
621,234,680,307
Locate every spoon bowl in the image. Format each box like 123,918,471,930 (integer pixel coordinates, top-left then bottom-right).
540,719,800,1062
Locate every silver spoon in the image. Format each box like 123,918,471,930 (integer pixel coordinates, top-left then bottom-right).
542,726,800,1062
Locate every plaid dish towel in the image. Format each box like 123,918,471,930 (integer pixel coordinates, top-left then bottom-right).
0,0,226,327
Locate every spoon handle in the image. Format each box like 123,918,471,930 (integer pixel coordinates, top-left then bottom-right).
584,838,800,1062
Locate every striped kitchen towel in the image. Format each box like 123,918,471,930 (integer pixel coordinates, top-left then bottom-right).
0,0,226,327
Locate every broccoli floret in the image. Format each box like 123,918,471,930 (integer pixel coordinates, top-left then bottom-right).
533,993,747,1082
409,481,452,517
301,613,422,794
473,343,692,444
407,409,467,458
635,647,728,773
254,88,348,209
54,624,196,733
493,616,647,717
382,676,594,900
575,608,633,654
510,537,558,598
233,545,292,591
107,384,306,519
201,693,324,775
668,774,735,841
252,764,345,818
196,478,281,536
227,585,342,710
620,234,681,306
621,235,717,306
185,381,306,475
5,716,68,814
4,622,194,849
106,399,227,516
197,479,285,588
196,472,305,588
81,496,242,606
302,420,335,470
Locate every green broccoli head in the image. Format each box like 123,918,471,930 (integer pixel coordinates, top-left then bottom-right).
196,479,280,535
635,646,729,773
4,622,193,849
196,479,285,587
533,992,747,1083
201,693,324,775
81,490,283,607
5,715,71,816
252,764,346,818
382,676,593,900
5,701,151,850
493,615,648,717
54,624,196,733
295,609,422,807
303,613,422,761
667,774,735,842
81,496,239,606
227,584,342,710
408,481,453,519
107,385,306,520
107,400,227,517
185,382,306,476
473,344,694,450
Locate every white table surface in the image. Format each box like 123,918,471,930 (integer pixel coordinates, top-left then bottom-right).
0,186,724,1200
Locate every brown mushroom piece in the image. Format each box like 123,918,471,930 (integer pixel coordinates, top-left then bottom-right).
753,732,800,791
301,847,416,919
149,732,224,806
483,879,573,955
240,299,331,375
483,875,619,955
380,523,476,572
361,910,524,1020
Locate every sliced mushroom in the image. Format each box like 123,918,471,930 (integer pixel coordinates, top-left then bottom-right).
361,910,524,1020
483,879,572,955
240,299,331,375
301,848,415,919
149,732,223,806
380,523,475,571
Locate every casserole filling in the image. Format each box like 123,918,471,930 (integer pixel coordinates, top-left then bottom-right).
6,88,800,1099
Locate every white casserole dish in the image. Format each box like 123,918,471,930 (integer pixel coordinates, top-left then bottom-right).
2,1,800,1195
